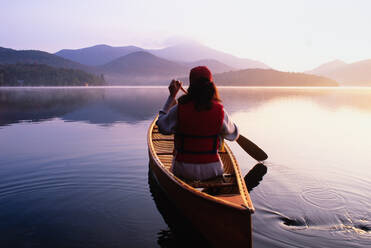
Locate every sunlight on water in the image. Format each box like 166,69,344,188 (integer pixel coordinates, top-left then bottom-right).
0,87,370,247
221,88,371,248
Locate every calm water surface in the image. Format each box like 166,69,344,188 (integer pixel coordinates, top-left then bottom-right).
0,87,370,247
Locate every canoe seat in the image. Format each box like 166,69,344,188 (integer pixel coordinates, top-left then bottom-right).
185,174,236,188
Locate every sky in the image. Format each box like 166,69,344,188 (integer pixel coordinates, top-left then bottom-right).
1,0,371,71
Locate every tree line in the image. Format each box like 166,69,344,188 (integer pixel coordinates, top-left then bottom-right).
0,63,106,86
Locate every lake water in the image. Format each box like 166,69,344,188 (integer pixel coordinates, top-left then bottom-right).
0,87,370,247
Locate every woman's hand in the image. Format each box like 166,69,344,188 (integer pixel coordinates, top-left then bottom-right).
168,79,182,98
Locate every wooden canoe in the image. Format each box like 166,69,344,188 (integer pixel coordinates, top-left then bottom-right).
148,117,254,248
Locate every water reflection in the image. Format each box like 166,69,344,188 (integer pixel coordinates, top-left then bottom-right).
0,87,167,126
244,163,268,192
1,87,371,127
220,87,371,114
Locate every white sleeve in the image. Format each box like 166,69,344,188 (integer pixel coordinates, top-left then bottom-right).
160,95,177,113
220,110,239,141
156,96,178,135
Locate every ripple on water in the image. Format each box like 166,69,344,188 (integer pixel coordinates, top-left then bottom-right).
0,164,148,202
259,207,371,244
335,214,371,236
333,223,371,235
300,187,346,210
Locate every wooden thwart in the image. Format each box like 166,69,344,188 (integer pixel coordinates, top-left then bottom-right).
152,138,174,141
156,152,174,155
185,174,237,188
188,181,236,188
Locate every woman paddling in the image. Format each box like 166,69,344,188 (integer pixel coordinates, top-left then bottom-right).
156,66,239,181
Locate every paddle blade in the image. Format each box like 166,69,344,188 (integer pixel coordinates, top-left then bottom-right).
236,135,268,161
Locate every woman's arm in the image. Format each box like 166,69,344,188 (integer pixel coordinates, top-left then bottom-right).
156,96,178,135
156,80,183,134
220,110,239,141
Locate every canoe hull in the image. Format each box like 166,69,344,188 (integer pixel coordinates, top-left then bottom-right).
149,155,252,248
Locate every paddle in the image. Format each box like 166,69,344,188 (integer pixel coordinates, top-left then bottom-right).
178,83,268,161
237,135,268,161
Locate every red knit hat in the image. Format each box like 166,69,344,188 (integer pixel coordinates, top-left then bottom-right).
189,66,213,85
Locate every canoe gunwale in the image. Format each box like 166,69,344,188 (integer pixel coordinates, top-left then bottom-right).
148,116,254,213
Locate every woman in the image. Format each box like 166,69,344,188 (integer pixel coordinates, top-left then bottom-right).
156,66,239,181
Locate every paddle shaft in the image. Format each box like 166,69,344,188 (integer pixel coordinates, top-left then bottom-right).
178,84,268,161
180,85,188,94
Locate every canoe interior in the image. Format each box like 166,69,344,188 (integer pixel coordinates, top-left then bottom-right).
149,118,254,212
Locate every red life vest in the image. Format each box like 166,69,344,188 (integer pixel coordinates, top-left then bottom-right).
175,101,224,163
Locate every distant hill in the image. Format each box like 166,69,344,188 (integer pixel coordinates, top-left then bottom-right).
148,41,269,69
307,60,347,75
207,69,338,86
97,51,189,83
55,44,143,66
0,47,89,71
0,64,105,86
183,59,235,74
308,59,371,86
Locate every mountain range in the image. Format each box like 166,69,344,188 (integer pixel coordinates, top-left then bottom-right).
0,44,238,84
56,41,267,70
308,59,371,86
2,41,370,86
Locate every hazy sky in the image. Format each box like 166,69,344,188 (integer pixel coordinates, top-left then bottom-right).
1,0,371,71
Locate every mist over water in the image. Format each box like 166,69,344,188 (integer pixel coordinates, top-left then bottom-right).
0,87,370,247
